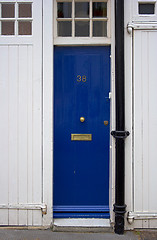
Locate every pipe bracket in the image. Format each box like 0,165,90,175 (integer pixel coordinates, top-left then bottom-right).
111,130,130,139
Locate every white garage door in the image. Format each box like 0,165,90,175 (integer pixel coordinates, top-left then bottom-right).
133,29,157,228
0,0,43,226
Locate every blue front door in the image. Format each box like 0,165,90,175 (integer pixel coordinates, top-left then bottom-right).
54,46,110,218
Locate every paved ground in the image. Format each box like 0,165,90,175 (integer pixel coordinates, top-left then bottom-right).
136,230,157,240
0,229,157,240
0,229,139,240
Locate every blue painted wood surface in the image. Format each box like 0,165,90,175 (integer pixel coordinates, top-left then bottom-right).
54,46,110,218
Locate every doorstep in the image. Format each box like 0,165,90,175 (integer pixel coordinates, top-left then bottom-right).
52,218,113,232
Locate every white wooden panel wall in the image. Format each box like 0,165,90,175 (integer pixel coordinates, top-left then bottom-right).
0,44,42,226
0,0,44,226
134,30,157,228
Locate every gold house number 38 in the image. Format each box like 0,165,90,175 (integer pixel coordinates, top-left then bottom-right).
77,75,87,82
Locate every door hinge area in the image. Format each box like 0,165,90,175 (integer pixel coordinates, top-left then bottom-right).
0,203,47,215
127,211,157,224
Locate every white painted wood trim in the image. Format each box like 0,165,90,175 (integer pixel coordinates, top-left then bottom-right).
124,0,134,230
109,0,115,225
107,0,111,38
0,38,33,45
54,37,111,45
53,219,110,227
42,0,53,226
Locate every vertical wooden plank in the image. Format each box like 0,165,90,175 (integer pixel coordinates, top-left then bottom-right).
124,0,133,223
148,31,157,212
8,46,18,225
142,220,149,228
32,0,43,225
134,31,143,212
141,32,149,213
27,45,33,226
149,219,157,228
18,45,28,225
0,46,9,225
43,0,53,226
134,220,143,229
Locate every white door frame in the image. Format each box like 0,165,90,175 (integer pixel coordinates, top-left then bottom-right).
42,0,53,226
42,0,115,227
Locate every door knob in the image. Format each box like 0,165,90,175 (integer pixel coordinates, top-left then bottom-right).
80,117,85,122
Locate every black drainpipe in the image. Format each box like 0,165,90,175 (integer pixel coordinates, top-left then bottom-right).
111,0,130,235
